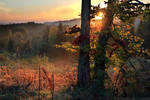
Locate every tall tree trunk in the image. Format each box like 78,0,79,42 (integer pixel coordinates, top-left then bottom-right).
78,0,91,87
93,0,114,97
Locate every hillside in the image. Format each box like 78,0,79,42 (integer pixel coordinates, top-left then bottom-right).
45,18,81,26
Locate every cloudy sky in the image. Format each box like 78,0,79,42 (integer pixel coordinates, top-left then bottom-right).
0,0,149,23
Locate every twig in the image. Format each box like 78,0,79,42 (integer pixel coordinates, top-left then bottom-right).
38,65,41,100
51,73,54,100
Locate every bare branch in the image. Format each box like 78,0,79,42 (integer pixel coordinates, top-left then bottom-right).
127,0,150,6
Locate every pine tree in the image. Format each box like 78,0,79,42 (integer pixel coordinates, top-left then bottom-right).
93,0,150,97
93,0,114,97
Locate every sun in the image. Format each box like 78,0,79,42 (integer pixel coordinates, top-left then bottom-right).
95,12,104,20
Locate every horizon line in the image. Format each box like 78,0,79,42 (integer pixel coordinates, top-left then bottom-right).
0,17,80,25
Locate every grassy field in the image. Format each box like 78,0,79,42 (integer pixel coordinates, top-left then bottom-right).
0,51,78,100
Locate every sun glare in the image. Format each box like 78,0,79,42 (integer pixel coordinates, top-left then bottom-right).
95,12,104,20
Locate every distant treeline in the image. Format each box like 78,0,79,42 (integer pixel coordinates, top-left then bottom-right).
0,22,69,57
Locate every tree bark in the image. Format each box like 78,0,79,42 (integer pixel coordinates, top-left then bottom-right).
78,0,91,87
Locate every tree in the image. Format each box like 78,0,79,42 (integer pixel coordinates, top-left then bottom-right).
93,0,114,97
8,30,14,52
58,22,63,34
43,26,50,43
93,0,150,97
56,22,64,44
78,0,91,87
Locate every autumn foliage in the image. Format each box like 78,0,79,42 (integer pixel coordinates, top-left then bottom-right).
0,66,77,94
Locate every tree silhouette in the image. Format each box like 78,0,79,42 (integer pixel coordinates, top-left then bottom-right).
93,0,114,97
93,0,150,97
78,0,91,87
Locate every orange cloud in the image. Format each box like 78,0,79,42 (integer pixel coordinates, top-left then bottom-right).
0,3,81,22
0,0,105,22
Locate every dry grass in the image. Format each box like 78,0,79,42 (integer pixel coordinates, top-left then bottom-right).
0,54,78,99
0,65,77,93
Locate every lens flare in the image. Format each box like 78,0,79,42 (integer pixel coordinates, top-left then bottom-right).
95,12,104,20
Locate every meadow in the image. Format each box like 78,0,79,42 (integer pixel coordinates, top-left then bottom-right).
0,17,150,100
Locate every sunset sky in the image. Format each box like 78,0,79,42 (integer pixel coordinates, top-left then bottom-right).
0,0,149,23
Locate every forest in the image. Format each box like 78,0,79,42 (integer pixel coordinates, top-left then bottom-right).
0,0,150,100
